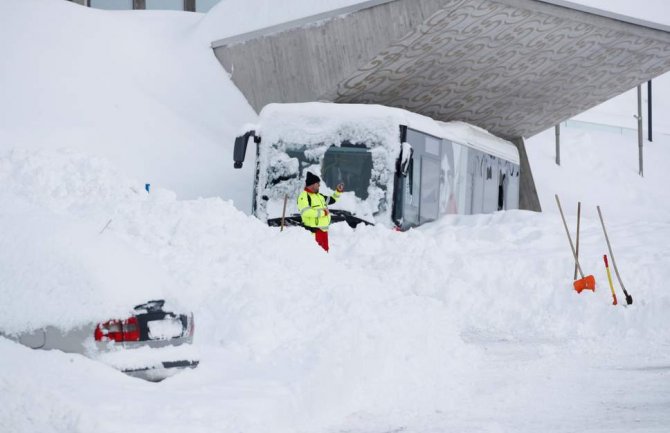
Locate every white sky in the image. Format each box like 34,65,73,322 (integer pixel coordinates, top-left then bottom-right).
569,0,670,25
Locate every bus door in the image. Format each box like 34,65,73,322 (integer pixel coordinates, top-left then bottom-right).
401,129,442,227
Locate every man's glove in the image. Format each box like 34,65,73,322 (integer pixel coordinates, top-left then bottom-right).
322,209,329,216
336,183,345,192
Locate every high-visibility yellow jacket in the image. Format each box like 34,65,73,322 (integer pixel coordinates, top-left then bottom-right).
297,189,341,231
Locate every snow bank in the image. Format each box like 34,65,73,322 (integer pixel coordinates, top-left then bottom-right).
0,0,258,206
0,149,173,333
0,145,482,430
3,137,669,431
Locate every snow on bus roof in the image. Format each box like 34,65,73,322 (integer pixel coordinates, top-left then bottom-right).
257,102,520,164
438,121,520,165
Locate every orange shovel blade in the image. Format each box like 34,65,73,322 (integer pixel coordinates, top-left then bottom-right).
574,275,596,293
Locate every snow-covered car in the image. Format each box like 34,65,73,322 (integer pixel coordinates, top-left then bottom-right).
2,299,198,382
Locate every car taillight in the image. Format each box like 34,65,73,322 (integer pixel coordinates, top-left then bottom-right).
123,317,140,341
94,317,140,342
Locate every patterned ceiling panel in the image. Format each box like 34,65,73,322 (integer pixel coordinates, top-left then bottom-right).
326,0,670,138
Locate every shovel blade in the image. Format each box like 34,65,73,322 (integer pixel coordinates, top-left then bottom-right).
574,275,596,293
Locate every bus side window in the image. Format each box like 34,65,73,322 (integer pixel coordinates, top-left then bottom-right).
408,156,420,206
419,156,441,222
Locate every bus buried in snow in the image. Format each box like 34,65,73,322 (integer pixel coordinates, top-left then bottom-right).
233,103,520,231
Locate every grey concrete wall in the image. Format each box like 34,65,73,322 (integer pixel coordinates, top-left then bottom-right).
213,0,670,139
214,0,447,112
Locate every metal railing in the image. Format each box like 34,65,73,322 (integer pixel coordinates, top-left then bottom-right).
561,119,670,138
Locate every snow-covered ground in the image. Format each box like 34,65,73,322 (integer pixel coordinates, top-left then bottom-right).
1,1,669,432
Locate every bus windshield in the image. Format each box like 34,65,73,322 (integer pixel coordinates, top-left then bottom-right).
260,141,383,223
321,145,372,199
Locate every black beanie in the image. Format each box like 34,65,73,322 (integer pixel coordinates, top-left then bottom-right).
305,171,320,186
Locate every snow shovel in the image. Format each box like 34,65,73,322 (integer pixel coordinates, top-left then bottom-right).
597,206,633,305
555,195,596,293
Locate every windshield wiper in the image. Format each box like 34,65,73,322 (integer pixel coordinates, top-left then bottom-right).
328,210,373,228
267,210,373,229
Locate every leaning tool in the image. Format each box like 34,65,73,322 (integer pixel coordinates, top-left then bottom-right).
280,195,288,232
555,195,596,293
573,201,581,280
603,255,618,305
596,206,633,305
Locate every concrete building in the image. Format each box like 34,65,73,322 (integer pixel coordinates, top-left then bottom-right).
67,0,220,12
211,0,670,211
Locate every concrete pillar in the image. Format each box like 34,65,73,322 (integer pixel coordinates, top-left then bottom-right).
648,80,653,142
511,137,542,212
133,0,145,9
555,124,560,166
637,85,644,177
184,0,195,12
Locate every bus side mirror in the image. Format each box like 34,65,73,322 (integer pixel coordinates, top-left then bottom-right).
233,131,257,169
399,142,413,176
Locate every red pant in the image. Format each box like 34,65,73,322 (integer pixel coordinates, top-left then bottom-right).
314,230,329,252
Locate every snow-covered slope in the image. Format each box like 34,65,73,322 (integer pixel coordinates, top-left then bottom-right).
0,0,257,205
1,1,669,433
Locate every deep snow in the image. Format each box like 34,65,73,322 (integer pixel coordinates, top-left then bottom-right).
1,1,669,433
0,0,258,204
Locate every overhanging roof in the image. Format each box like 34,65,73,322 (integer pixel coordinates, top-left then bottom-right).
212,0,670,139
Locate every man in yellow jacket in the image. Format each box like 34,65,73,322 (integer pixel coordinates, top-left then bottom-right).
297,171,344,252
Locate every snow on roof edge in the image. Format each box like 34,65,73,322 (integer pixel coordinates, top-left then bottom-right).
257,102,520,165
437,121,520,165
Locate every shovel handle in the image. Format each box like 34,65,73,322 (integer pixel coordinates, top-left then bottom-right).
597,206,628,295
603,254,618,305
280,195,288,232
555,195,585,278
574,202,581,280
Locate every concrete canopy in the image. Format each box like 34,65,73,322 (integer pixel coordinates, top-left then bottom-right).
212,0,670,140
